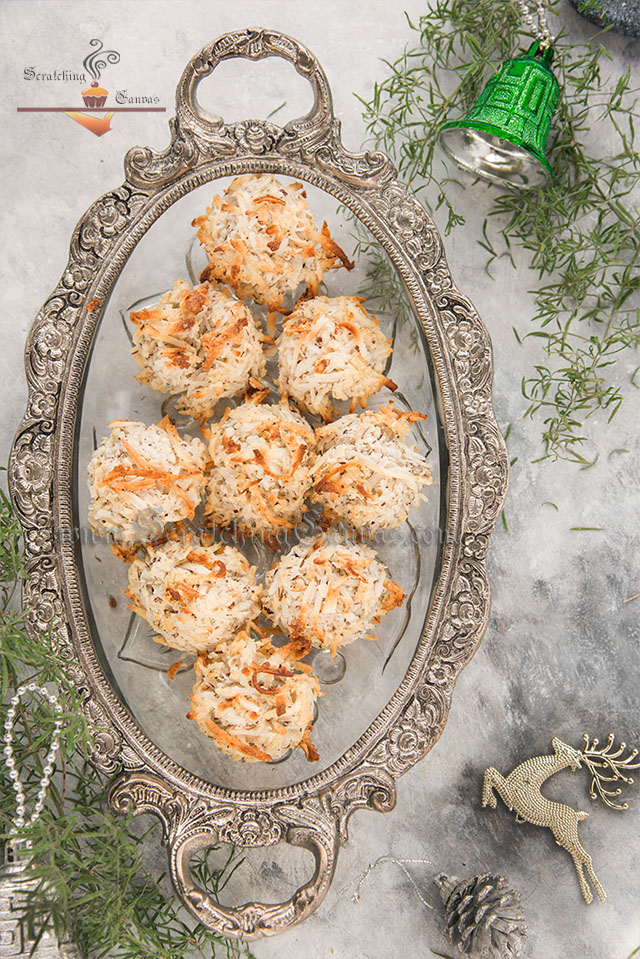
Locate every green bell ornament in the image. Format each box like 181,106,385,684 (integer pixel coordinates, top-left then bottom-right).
439,0,560,189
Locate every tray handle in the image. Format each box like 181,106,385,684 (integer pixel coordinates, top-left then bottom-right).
170,813,338,939
175,27,335,149
109,769,339,939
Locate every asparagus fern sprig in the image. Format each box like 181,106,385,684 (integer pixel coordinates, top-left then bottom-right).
356,0,639,463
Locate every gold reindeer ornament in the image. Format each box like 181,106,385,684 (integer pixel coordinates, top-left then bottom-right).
482,734,639,904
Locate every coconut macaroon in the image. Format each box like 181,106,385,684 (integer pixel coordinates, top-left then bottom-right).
206,400,316,538
310,405,432,532
130,279,265,421
126,536,261,655
192,174,353,313
188,630,320,763
87,418,207,544
264,534,405,656
277,296,396,421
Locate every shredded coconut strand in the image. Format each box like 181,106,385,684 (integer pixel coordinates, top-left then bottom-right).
126,535,262,655
130,279,266,421
311,405,432,531
206,399,316,536
192,174,353,311
277,295,395,420
188,630,320,762
264,533,405,656
87,418,207,543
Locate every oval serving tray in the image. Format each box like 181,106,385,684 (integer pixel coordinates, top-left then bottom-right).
10,29,508,939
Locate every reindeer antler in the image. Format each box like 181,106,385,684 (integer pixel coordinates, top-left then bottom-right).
581,733,639,810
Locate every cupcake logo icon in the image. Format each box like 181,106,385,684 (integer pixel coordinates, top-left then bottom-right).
81,82,109,107
81,39,120,108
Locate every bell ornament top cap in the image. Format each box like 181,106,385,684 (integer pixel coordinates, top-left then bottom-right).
438,41,560,190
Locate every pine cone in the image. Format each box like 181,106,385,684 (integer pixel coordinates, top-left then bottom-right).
435,872,527,959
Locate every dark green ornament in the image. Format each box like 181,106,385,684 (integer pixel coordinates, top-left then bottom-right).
569,0,640,37
439,41,560,189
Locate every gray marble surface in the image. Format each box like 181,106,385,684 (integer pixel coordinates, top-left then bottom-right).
1,2,638,957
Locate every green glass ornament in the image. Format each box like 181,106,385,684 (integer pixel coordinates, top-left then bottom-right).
439,41,560,189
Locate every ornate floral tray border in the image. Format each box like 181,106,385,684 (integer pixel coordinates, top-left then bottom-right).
9,29,508,938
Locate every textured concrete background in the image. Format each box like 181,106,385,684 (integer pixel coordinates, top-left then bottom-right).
1,2,638,957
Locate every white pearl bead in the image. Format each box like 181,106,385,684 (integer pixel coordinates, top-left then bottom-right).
4,683,62,832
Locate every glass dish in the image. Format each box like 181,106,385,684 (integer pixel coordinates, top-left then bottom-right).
75,175,443,791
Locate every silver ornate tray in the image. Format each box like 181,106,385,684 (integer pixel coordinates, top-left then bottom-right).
9,29,508,939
